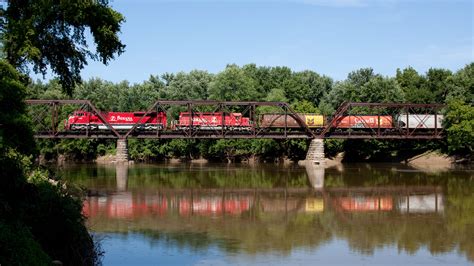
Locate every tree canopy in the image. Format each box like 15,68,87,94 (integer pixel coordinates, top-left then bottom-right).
1,0,125,94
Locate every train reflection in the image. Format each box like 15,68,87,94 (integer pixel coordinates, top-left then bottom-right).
82,164,444,219
83,190,443,219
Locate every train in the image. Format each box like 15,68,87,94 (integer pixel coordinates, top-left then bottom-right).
65,110,444,131
174,112,252,130
65,110,167,130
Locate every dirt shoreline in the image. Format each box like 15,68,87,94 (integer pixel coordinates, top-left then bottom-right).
406,151,455,171
92,151,460,171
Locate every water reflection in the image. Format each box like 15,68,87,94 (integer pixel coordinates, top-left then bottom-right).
83,186,444,219
60,163,473,263
115,163,128,191
305,164,325,189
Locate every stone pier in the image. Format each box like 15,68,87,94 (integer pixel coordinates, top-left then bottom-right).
115,139,129,162
305,138,325,165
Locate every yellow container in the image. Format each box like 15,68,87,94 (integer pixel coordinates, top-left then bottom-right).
305,198,324,212
304,115,324,127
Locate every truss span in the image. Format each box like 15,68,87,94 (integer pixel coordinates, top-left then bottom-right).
25,100,445,140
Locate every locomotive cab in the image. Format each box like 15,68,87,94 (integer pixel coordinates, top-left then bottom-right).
73,111,86,116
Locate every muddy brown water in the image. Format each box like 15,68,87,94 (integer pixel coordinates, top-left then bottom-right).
58,163,474,265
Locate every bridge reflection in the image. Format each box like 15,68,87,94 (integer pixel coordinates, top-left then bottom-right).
83,164,444,219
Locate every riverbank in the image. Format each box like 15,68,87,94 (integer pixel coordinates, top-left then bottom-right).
86,150,469,171
406,151,456,171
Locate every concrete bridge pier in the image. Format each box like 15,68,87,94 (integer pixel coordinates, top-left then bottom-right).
305,138,325,165
116,138,129,162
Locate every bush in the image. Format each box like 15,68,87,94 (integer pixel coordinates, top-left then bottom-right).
0,222,51,266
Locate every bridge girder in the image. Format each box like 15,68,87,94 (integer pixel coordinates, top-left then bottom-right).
25,100,445,140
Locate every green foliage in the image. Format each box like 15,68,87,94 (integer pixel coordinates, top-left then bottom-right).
0,60,35,154
396,67,432,103
0,61,100,265
292,100,320,113
285,70,332,106
208,139,255,162
0,222,51,265
55,139,101,161
0,1,130,264
165,70,213,100
209,64,259,101
444,100,474,156
283,139,308,161
324,139,344,158
0,148,101,265
25,172,99,265
446,63,474,103
424,68,453,103
322,68,404,110
2,0,125,94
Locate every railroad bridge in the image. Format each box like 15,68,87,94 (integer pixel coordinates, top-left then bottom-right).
26,100,445,164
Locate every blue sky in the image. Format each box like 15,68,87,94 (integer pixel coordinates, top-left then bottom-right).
76,0,473,83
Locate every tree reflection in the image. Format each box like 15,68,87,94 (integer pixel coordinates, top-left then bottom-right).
64,163,474,261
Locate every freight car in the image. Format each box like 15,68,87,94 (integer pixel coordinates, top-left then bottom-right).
65,110,167,131
397,114,444,129
332,115,393,128
259,114,324,128
174,112,252,130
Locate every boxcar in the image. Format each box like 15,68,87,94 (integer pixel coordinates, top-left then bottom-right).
175,112,251,130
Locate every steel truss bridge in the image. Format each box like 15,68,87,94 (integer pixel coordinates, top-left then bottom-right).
25,100,445,140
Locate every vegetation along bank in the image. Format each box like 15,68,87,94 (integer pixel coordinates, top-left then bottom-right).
31,63,473,164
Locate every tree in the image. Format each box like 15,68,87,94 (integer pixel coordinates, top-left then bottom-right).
2,0,125,94
321,68,404,111
0,60,35,154
166,70,213,100
424,68,453,103
446,63,474,104
73,78,123,110
284,70,332,106
347,68,377,87
444,100,473,157
1,1,126,264
241,64,293,98
209,64,259,101
396,67,432,103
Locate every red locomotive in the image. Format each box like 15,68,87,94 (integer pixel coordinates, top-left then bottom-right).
65,110,167,131
174,112,252,130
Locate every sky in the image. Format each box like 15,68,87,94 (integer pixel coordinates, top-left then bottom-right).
67,0,473,83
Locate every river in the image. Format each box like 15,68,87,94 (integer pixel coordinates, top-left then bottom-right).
58,163,473,265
